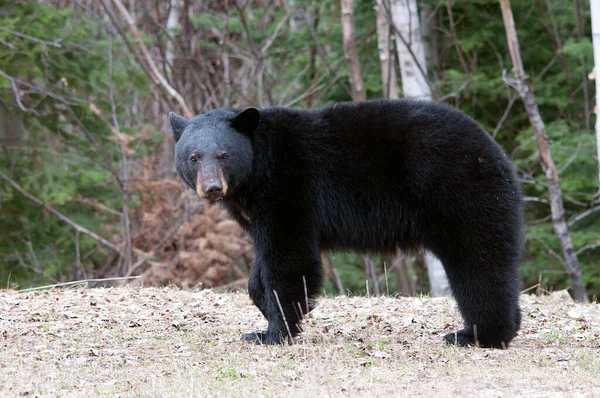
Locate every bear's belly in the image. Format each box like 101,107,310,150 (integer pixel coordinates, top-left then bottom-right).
317,201,421,254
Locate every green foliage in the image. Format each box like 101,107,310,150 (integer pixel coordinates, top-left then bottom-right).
0,3,152,287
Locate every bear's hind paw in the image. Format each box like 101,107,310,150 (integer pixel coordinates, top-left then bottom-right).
443,329,511,349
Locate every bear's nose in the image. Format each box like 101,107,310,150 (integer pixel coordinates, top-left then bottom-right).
203,181,223,196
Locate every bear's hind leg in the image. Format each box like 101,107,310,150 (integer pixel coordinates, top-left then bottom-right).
438,248,521,348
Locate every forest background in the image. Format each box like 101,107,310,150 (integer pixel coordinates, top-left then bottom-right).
0,0,599,301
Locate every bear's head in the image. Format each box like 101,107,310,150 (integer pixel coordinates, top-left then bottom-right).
168,107,259,202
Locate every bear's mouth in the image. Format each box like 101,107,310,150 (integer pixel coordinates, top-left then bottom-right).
204,192,225,202
195,168,227,202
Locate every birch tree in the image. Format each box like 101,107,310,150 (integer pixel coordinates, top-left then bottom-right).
375,0,399,99
500,0,588,302
591,0,600,188
161,0,181,177
390,0,450,296
391,0,431,100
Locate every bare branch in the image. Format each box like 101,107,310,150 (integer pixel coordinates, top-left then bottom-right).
3,74,40,116
575,242,600,257
524,196,550,204
500,0,588,301
528,234,565,266
0,26,63,47
438,77,471,102
558,139,583,175
492,95,517,139
0,171,120,253
568,205,600,228
101,0,193,118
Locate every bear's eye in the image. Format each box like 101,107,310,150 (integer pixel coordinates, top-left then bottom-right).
189,154,199,163
217,152,229,161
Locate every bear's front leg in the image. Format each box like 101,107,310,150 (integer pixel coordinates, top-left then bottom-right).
242,223,323,344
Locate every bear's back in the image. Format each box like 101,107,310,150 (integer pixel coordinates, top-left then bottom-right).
255,100,520,253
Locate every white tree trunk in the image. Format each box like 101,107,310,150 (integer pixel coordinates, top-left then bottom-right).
166,0,180,71
162,0,181,177
375,0,400,99
391,0,450,296
391,0,431,100
591,0,600,187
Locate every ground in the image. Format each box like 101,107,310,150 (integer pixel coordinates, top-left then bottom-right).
1,287,599,397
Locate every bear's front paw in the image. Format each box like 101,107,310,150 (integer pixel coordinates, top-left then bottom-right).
242,331,288,345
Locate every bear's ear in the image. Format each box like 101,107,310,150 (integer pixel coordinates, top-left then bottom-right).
168,112,188,142
231,107,260,135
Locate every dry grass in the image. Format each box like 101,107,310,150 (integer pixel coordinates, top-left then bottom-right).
1,287,599,397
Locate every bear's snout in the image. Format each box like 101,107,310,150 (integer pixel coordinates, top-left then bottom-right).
203,180,225,201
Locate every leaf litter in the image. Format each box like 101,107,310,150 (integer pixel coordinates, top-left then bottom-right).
1,287,599,397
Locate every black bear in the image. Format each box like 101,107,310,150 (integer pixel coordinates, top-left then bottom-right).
168,99,523,348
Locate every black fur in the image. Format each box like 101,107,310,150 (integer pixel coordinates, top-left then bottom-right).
169,99,524,348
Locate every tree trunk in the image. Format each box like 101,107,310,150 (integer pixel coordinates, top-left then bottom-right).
0,104,24,149
500,0,588,302
390,0,431,99
162,0,181,177
420,3,439,82
363,255,382,296
390,0,450,296
591,0,600,188
340,0,366,101
375,0,399,99
391,253,417,296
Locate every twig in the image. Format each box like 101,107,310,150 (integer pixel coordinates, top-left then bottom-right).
575,243,600,257
520,283,540,294
558,139,583,175
303,275,309,316
383,261,390,296
75,230,83,280
0,26,63,47
568,205,600,228
124,201,203,277
438,78,471,102
492,95,517,139
273,290,294,345
0,171,120,253
528,234,565,266
523,196,550,204
363,255,381,296
17,276,142,292
75,196,121,216
5,77,40,116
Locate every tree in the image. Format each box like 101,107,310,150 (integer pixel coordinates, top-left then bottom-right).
500,0,588,302
591,0,600,188
390,0,450,296
375,0,399,100
341,0,366,101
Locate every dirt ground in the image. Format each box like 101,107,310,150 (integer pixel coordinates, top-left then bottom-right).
1,286,599,397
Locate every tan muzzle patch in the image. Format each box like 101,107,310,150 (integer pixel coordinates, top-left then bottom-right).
218,168,228,196
196,170,204,197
